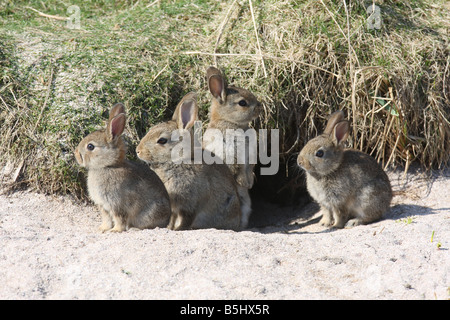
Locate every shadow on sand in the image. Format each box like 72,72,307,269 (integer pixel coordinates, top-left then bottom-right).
247,196,442,235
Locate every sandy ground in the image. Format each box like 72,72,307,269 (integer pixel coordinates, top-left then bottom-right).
0,166,448,300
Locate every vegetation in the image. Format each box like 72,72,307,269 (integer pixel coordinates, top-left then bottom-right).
0,0,449,201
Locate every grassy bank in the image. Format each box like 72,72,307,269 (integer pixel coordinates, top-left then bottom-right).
0,0,449,202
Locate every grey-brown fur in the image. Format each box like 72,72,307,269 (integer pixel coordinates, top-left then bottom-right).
205,66,262,229
136,92,242,231
297,110,392,228
74,103,171,232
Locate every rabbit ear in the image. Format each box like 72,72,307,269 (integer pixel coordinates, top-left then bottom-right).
324,110,345,135
332,120,349,145
109,103,126,122
207,67,226,103
173,92,198,130
107,113,126,142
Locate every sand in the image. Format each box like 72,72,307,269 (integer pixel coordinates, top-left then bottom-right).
0,166,448,300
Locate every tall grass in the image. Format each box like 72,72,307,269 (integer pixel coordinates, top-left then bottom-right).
0,0,449,201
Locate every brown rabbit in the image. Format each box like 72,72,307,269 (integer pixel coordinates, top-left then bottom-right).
204,66,263,228
74,103,171,232
136,92,242,231
297,110,392,228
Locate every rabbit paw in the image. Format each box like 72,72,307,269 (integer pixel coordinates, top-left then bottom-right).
99,224,112,233
107,226,126,233
330,213,347,228
236,175,251,189
345,218,363,228
319,215,334,227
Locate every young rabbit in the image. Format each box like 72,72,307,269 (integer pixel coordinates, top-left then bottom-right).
297,110,392,228
74,103,171,232
136,92,242,231
204,66,263,229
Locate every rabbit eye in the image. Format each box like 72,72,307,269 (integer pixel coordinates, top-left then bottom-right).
87,143,95,151
238,99,248,107
315,150,324,158
157,137,168,145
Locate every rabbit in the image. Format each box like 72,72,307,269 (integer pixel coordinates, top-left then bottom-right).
204,66,263,229
136,92,242,231
297,110,392,228
74,103,171,232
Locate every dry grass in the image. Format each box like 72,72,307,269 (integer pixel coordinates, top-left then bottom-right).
190,0,450,169
0,0,449,201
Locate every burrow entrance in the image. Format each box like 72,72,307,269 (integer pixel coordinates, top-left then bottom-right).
247,160,319,229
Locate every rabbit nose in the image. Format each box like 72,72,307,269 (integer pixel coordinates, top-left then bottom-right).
74,148,84,166
297,156,308,170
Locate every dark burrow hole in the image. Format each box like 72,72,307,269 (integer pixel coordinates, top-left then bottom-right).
247,160,319,229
